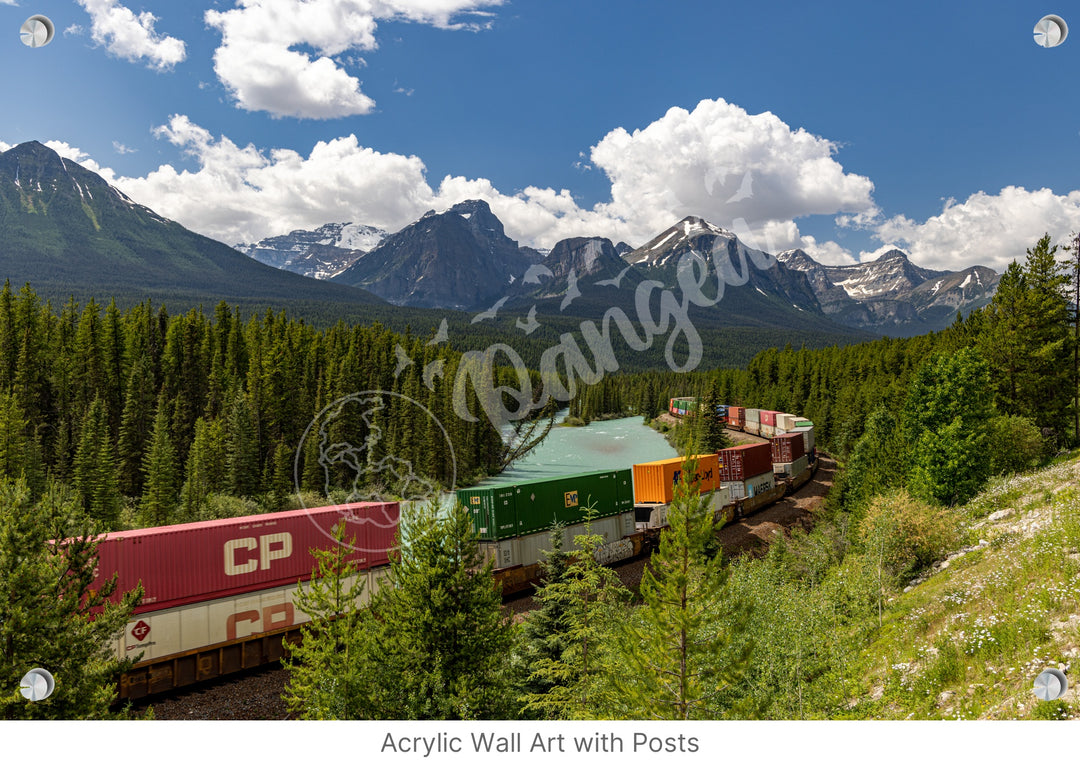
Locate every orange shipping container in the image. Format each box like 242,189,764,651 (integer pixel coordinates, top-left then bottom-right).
633,454,720,504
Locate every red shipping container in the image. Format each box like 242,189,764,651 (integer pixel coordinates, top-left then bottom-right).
771,432,806,463
759,410,779,426
727,406,745,425
92,502,400,615
717,443,772,482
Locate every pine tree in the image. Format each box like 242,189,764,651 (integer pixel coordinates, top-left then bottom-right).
140,396,180,526
179,417,227,521
116,354,156,498
281,521,371,719
72,398,122,530
521,514,628,719
0,480,140,719
518,524,573,715
359,501,515,719
226,389,261,498
608,459,751,719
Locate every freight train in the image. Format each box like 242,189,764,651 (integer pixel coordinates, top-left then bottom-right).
98,401,817,701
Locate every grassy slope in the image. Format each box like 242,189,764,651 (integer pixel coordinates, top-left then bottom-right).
845,454,1080,719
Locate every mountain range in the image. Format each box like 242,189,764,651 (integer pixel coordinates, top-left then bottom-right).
0,141,998,339
0,141,387,315
237,206,998,335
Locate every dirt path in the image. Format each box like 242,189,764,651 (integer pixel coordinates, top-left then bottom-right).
715,455,836,558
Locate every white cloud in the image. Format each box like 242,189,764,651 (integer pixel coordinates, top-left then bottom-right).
76,0,186,70
103,115,434,244
113,141,137,154
28,99,884,252
588,99,878,239
874,187,1080,272
204,0,503,119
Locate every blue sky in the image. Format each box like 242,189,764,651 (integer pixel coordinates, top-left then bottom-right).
1,0,1078,271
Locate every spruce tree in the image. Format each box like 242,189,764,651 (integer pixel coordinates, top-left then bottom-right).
72,398,122,530
521,513,628,719
609,459,751,719
0,481,140,719
361,501,514,719
140,396,180,526
281,521,371,719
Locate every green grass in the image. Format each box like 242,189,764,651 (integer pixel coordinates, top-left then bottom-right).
842,454,1080,719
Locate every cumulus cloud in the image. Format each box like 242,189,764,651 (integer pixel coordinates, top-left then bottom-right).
874,187,1080,272
105,115,434,244
33,99,885,251
76,0,186,70
590,99,878,235
204,0,503,119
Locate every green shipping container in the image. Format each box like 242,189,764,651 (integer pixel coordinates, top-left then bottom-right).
456,469,633,540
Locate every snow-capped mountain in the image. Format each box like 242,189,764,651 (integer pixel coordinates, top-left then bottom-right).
778,248,999,334
623,216,823,314
234,222,388,280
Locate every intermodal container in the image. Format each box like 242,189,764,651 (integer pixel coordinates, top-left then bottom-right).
727,406,745,426
744,421,760,435
633,454,720,504
759,424,777,439
793,417,814,427
717,443,772,482
773,456,808,479
777,413,798,431
745,408,761,423
93,502,400,615
760,410,779,427
458,469,633,540
481,512,635,569
796,426,815,453
744,471,776,498
771,432,806,463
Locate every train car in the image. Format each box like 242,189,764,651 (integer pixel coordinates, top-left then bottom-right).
456,469,633,541
103,502,400,700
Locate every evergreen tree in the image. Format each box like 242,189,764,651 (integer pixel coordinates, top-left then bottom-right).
281,521,371,719
903,348,995,506
72,398,122,530
116,355,157,498
0,481,140,719
140,396,180,526
522,514,627,719
360,501,514,719
608,459,751,719
226,389,261,498
179,417,227,521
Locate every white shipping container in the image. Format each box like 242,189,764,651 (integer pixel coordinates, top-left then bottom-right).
744,421,760,434
744,471,776,497
777,413,797,431
727,482,745,500
759,424,777,439
483,512,634,568
797,425,815,452
744,408,761,422
113,567,390,663
773,456,808,479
